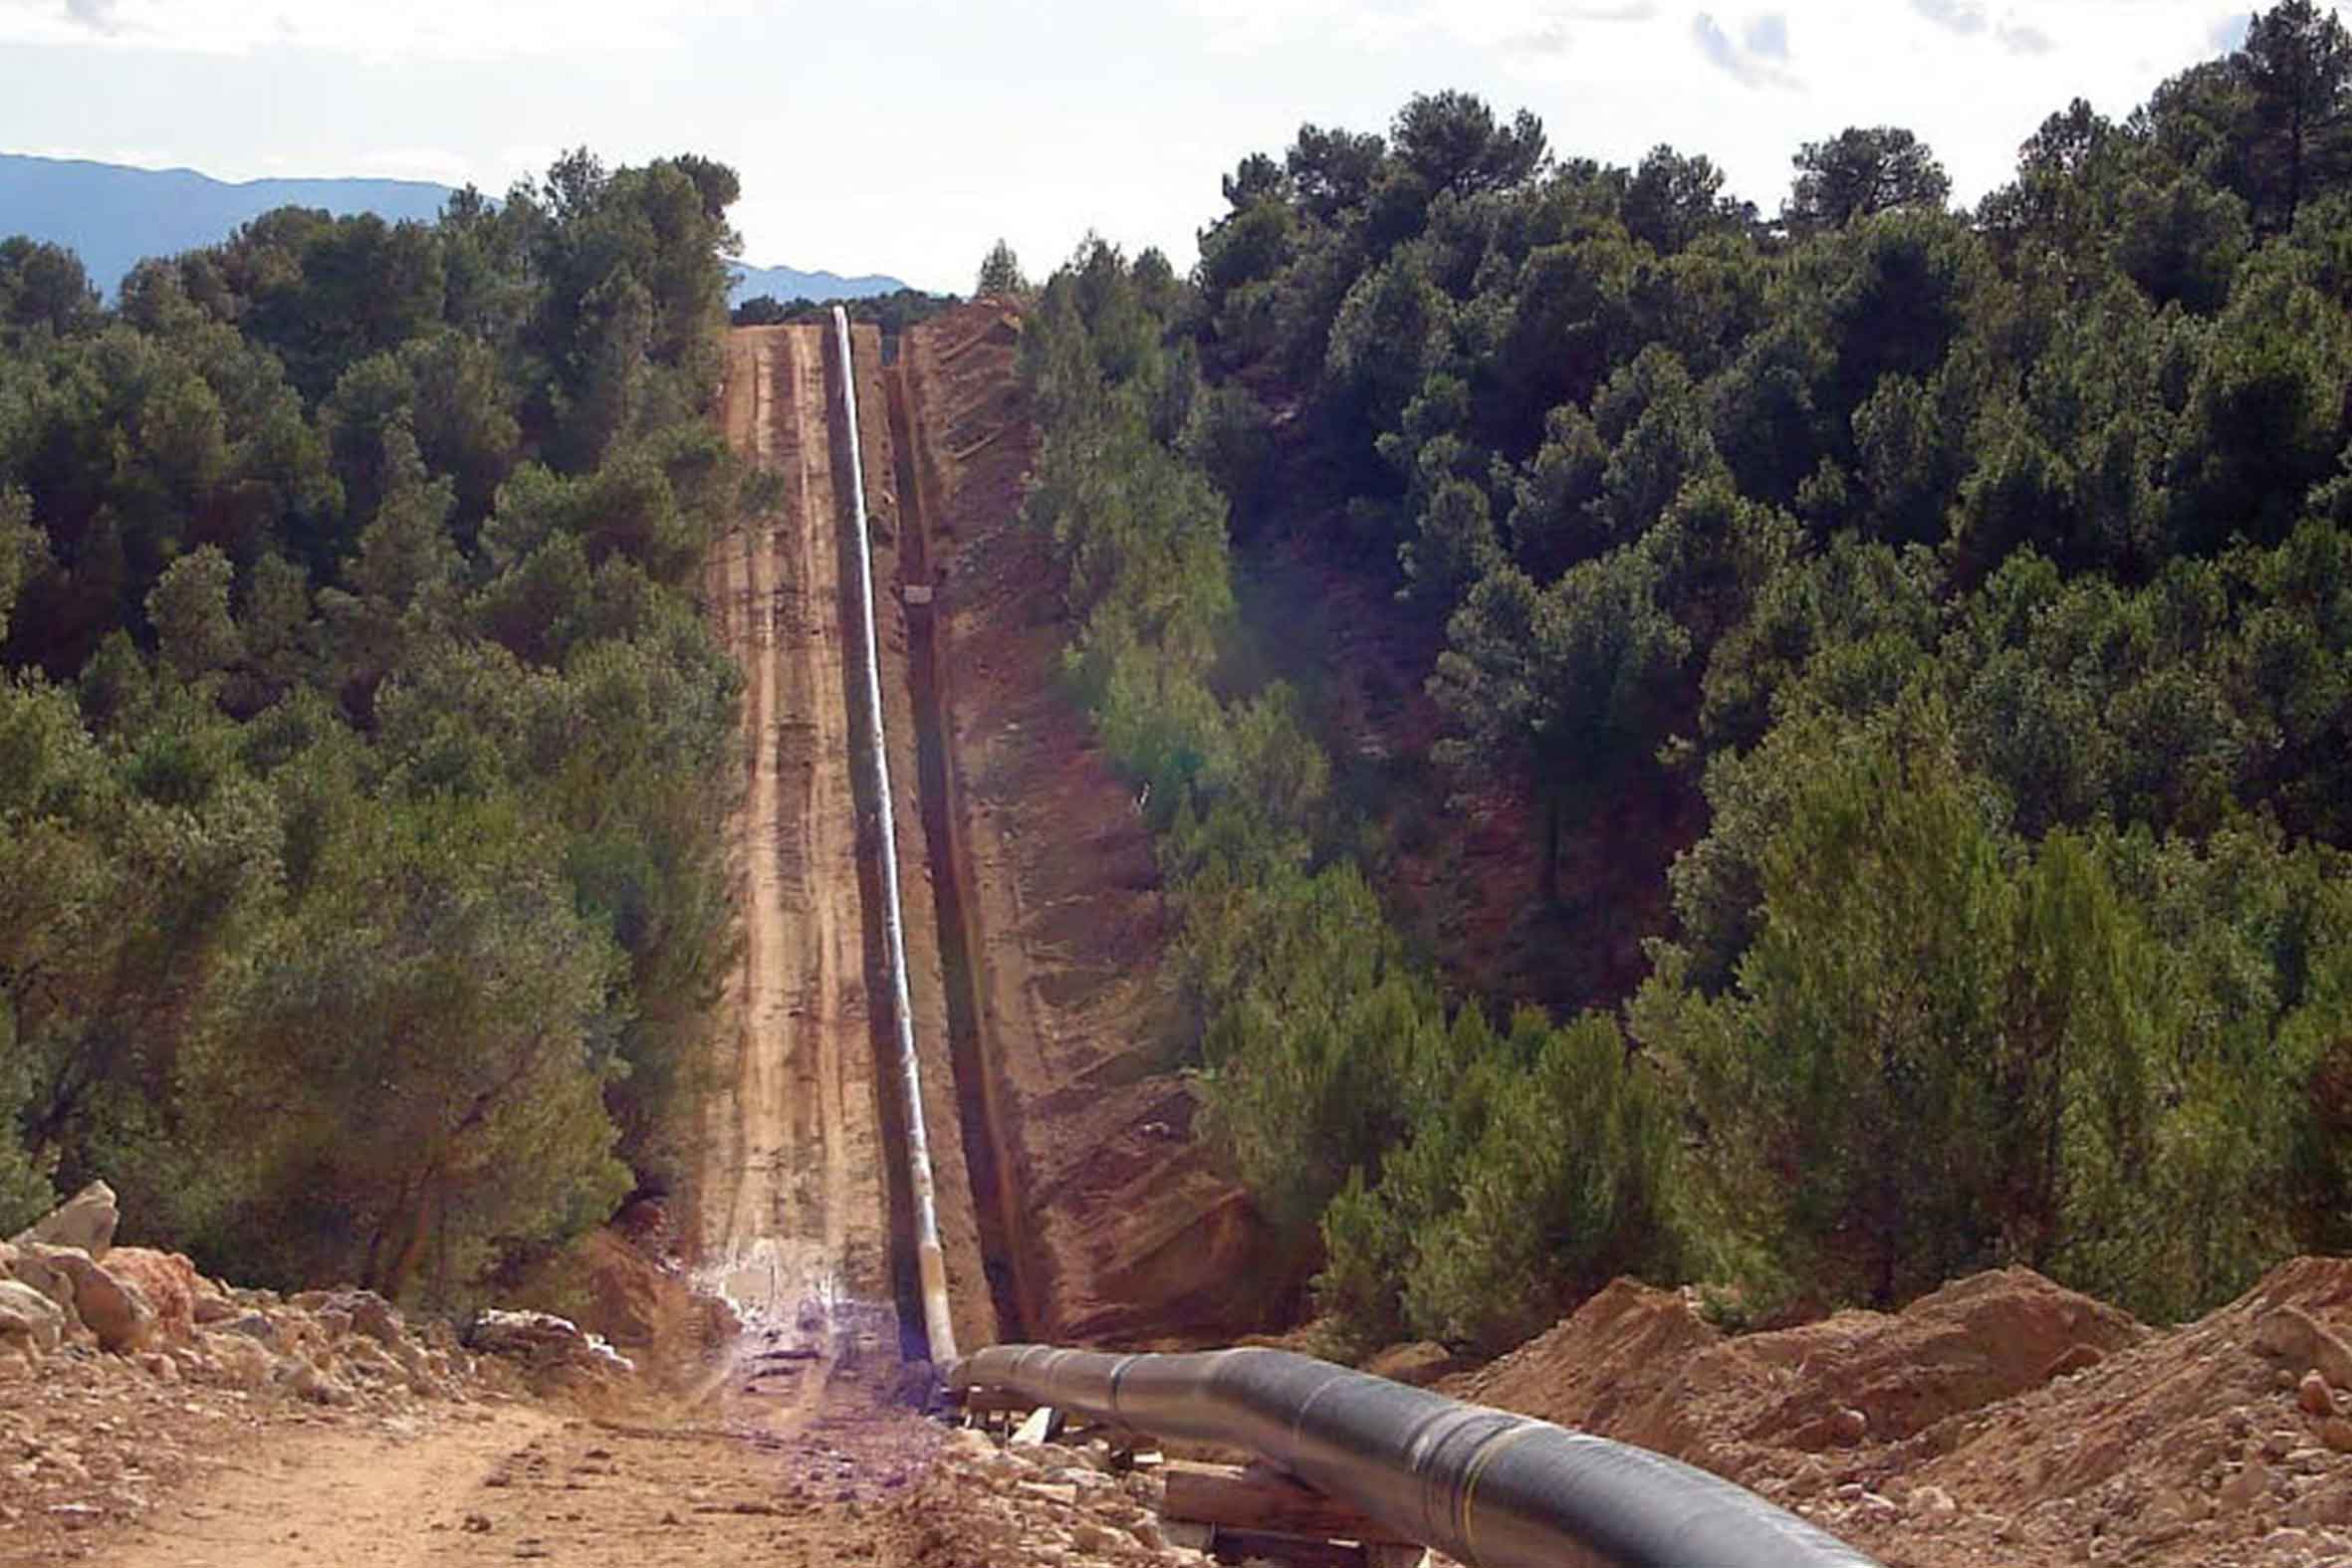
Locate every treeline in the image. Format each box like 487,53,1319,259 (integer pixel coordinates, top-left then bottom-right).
731,288,957,334
0,150,749,1305
1017,0,2352,1349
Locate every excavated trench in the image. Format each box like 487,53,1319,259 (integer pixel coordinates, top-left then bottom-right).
825,322,931,1362
878,338,1040,1343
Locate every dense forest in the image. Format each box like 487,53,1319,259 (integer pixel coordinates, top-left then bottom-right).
0,151,751,1304
1016,0,2352,1351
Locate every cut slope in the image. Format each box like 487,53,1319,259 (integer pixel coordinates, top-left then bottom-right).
898,302,1290,1346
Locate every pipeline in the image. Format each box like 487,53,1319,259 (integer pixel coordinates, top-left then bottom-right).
832,305,958,1366
950,1346,1884,1568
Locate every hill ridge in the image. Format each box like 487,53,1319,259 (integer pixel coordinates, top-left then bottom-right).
0,151,906,305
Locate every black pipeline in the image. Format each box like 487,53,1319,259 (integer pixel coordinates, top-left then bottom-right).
949,1345,1885,1568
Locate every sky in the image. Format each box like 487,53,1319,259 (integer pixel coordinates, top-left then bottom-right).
0,0,2280,294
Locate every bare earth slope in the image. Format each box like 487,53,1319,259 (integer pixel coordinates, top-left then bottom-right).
1452,1258,2352,1568
896,302,1291,1346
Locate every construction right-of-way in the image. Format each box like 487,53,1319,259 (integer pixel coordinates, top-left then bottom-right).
696,314,1010,1411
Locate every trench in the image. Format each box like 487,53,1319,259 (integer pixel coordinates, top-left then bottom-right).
820,324,931,1364
880,341,1040,1343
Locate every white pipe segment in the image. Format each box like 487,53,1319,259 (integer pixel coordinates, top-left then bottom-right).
831,306,958,1365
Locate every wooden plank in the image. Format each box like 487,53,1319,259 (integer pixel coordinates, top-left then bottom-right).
1159,1460,1418,1545
1010,1405,1062,1447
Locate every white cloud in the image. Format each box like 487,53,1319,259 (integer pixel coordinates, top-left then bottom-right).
1998,18,2054,53
1179,0,1663,55
1692,10,1798,88
0,0,749,57
1746,12,1790,57
1912,0,1988,35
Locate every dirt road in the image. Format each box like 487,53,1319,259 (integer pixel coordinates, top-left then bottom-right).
696,324,898,1386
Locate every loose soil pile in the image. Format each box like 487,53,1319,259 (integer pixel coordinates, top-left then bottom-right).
1452,1258,2352,1566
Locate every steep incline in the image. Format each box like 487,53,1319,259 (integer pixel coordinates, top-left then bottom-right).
698,323,899,1381
893,303,1290,1345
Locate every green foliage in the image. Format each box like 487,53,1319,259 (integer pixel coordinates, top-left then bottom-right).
1431,549,1689,899
1008,25,2352,1343
185,795,630,1302
1783,126,1953,235
0,150,748,1300
976,239,1031,297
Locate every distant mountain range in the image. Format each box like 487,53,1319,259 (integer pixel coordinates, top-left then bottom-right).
0,152,907,306
728,262,908,305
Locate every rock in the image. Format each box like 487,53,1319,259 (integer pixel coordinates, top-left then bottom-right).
2044,1343,2104,1381
205,1333,273,1393
0,1279,66,1353
1363,1341,1461,1388
2302,1371,2341,1418
101,1250,199,1346
2324,1418,2352,1454
58,1254,154,1355
11,1182,118,1261
8,1247,79,1320
464,1309,632,1388
276,1358,354,1407
1829,1406,1870,1446
2220,1458,2269,1512
221,1311,277,1345
2255,1306,2352,1390
190,1294,237,1327
1909,1484,1958,1519
332,1290,403,1348
1069,1521,1124,1553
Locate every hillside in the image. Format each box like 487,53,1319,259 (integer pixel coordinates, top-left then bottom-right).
0,153,451,295
730,260,908,306
0,152,905,306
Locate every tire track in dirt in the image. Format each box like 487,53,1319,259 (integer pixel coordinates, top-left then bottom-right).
697,325,897,1417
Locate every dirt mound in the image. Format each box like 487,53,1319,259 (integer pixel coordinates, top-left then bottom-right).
1875,1256,2352,1565
1454,1261,2352,1566
568,1228,740,1386
1455,1268,2138,1468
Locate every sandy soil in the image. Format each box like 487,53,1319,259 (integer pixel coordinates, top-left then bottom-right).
698,324,899,1377
43,1363,968,1568
1448,1259,2352,1567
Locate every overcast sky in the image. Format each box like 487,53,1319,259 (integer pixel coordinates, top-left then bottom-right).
0,0,2275,294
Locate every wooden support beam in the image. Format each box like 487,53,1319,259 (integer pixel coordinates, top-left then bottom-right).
1159,1460,1420,1546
